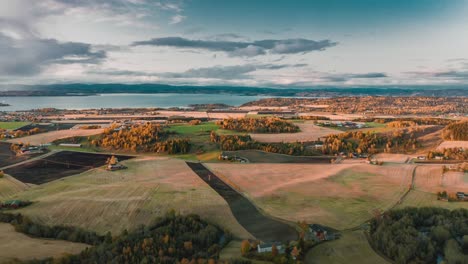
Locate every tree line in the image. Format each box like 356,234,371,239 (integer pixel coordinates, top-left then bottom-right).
0,212,105,245
90,123,191,154
369,207,468,264
216,117,300,133
210,132,318,156
321,129,419,155
26,211,233,264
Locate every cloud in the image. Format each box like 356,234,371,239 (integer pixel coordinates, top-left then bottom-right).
433,70,468,79
0,33,106,76
169,14,186,24
132,36,337,57
324,72,388,82
89,63,307,80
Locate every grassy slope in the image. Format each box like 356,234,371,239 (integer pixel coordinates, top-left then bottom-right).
305,230,389,264
0,175,29,200
10,157,252,239
0,223,88,263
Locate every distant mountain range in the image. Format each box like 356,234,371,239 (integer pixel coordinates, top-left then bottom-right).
0,83,466,97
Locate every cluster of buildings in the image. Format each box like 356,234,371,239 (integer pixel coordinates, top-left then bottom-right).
318,121,366,129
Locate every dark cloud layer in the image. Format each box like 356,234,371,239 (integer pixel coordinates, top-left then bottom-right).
89,63,307,80
0,33,106,76
132,36,337,56
325,72,388,82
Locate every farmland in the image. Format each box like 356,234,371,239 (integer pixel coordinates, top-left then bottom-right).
0,121,30,130
208,163,414,229
305,230,389,264
4,151,134,184
0,175,28,199
10,157,252,239
0,142,42,168
0,223,89,263
221,150,332,163
7,128,104,145
250,122,338,143
413,165,468,193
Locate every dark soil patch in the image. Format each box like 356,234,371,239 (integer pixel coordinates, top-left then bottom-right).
0,142,43,168
4,151,134,184
223,150,333,163
14,123,76,132
186,162,297,242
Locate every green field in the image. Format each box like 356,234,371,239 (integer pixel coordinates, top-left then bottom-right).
0,121,30,130
305,230,389,264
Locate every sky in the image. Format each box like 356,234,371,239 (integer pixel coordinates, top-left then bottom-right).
1,0,468,87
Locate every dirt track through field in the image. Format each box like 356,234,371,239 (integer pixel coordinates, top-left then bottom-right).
186,162,297,242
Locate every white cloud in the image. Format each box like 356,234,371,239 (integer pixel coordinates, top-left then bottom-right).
169,14,186,25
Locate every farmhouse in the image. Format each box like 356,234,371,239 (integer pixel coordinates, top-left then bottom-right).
308,224,338,242
257,242,284,253
107,163,127,171
18,145,44,155
456,192,467,201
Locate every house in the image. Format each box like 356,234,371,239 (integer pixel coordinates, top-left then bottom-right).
257,242,284,253
314,144,323,150
456,192,467,201
307,224,339,242
107,163,127,171
417,156,426,160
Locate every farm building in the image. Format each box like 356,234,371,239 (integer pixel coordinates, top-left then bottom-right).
456,192,467,201
107,163,127,171
59,143,82,148
308,224,338,242
257,242,284,253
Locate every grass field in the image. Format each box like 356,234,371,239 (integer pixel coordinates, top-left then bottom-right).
0,223,88,263
167,122,240,162
11,157,253,239
0,121,30,130
305,230,389,264
209,163,414,230
0,175,29,200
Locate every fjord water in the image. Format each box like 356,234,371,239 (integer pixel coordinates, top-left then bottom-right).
0,93,268,111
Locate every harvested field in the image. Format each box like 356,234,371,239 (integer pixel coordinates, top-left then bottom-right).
413,165,468,193
187,162,297,242
7,128,104,145
4,151,134,184
222,150,332,163
0,142,43,168
437,140,468,150
0,223,88,263
250,122,339,143
372,154,411,163
12,157,252,239
208,163,414,230
396,190,468,210
305,230,389,264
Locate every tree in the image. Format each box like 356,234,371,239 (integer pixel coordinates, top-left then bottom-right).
240,240,251,256
291,246,299,260
271,244,278,257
